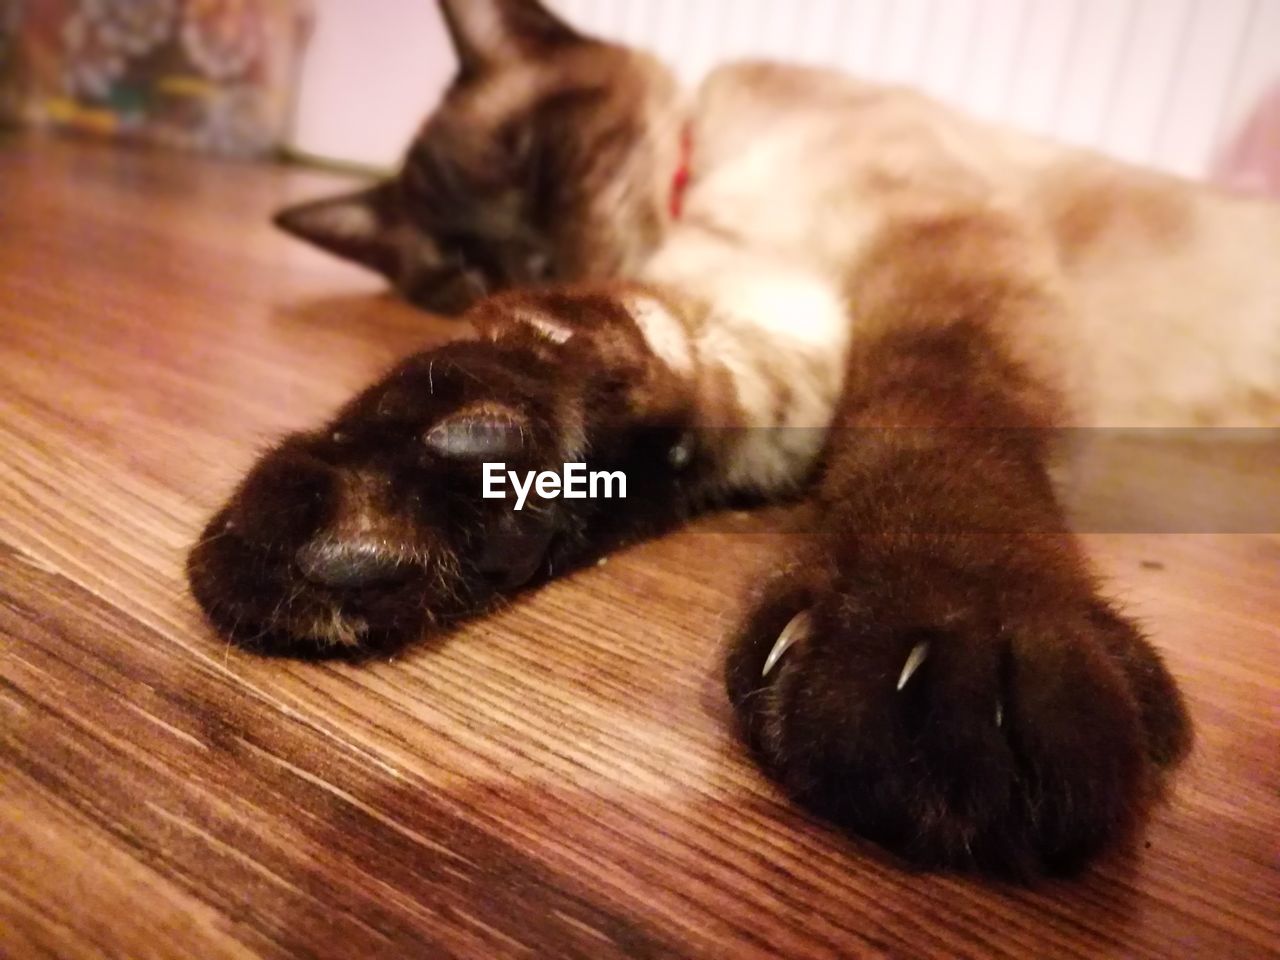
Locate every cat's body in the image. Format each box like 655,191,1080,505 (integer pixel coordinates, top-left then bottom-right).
651,61,1279,440
191,0,1279,876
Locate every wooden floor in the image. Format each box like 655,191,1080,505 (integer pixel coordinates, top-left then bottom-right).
1,135,1277,960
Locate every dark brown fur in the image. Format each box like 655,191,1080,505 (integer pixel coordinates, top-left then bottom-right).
725,213,1192,875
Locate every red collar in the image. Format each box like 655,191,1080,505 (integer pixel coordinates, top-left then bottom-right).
668,125,693,220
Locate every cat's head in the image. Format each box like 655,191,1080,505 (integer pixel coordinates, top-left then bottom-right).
275,0,682,314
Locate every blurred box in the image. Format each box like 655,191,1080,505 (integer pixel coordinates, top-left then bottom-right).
0,0,312,158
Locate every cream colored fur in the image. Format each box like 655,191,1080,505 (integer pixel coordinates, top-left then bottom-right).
626,62,1278,497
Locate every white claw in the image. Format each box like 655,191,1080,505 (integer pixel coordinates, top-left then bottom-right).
996,701,1004,727
896,641,930,691
763,610,811,677
668,435,693,470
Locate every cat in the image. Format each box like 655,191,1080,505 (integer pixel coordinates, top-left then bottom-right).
189,0,1280,877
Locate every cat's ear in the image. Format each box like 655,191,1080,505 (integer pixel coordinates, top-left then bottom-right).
273,184,403,277
438,0,584,77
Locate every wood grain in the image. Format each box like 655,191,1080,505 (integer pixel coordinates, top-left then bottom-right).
0,135,1277,960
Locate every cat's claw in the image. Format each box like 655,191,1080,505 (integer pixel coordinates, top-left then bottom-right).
896,640,930,690
762,610,811,677
996,701,1004,727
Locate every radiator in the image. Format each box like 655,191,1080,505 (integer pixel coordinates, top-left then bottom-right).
554,0,1280,180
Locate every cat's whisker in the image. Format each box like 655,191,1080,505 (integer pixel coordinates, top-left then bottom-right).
188,526,235,554
762,610,810,677
896,641,930,690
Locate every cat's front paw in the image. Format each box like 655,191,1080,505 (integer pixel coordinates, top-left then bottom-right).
725,538,1192,876
188,286,695,655
188,337,581,654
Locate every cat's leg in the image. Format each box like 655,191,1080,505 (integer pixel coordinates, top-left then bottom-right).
188,285,709,655
725,217,1194,876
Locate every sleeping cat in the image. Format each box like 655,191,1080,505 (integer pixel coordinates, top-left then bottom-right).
189,0,1280,876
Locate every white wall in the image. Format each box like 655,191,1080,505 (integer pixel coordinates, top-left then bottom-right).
290,0,1280,180
288,0,456,169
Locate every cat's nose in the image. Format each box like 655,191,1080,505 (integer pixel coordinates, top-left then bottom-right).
295,538,411,589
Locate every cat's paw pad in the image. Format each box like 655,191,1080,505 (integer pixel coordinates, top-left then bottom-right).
725,562,1191,876
187,341,581,655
